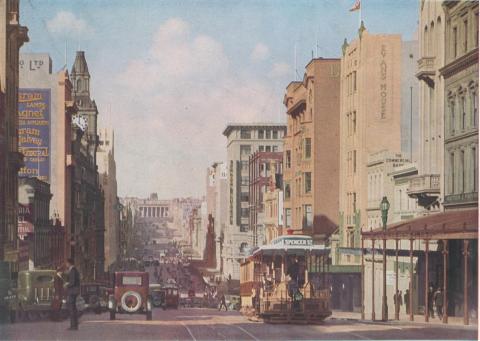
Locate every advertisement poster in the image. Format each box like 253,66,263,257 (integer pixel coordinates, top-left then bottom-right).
18,88,51,183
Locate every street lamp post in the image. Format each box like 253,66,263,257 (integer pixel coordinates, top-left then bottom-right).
380,196,390,322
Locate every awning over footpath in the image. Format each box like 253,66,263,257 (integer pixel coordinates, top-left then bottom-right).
361,208,478,240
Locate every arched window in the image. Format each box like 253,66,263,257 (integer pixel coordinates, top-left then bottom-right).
424,26,428,55
430,21,435,55
239,242,248,254
76,78,82,91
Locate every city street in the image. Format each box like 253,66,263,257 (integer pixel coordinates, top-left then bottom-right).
0,308,477,340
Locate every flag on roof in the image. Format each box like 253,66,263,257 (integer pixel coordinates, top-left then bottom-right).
350,0,361,12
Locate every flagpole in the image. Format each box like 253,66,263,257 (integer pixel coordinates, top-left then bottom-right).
359,1,362,28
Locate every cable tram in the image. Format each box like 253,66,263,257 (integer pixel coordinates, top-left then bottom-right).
240,234,331,324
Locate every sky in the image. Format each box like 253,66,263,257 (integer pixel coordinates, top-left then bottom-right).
20,0,419,199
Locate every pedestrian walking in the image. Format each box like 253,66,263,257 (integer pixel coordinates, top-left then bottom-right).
218,293,228,311
434,287,443,319
394,290,403,316
428,285,435,318
404,289,410,314
64,258,80,330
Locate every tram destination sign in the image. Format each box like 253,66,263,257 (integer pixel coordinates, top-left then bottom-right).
272,236,313,247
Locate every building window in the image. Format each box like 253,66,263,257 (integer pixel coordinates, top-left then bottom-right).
240,192,249,202
462,96,466,130
272,130,278,139
450,101,456,134
352,111,356,134
241,160,249,171
304,138,311,159
240,145,251,158
353,71,357,92
241,176,249,186
450,152,455,194
272,145,278,152
472,91,478,127
241,208,249,218
240,225,249,233
265,145,271,152
284,183,291,199
240,129,251,139
259,145,264,152
353,192,357,214
464,19,468,53
461,150,465,193
476,13,479,48
453,27,458,58
473,147,477,192
266,130,271,139
353,150,357,173
286,150,291,168
303,205,313,228
304,172,312,194
285,208,292,227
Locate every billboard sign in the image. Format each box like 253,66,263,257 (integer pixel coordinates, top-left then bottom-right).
18,89,51,182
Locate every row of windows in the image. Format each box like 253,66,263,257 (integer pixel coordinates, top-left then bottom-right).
368,172,384,204
240,128,283,140
288,110,313,136
346,150,357,175
284,205,312,229
259,145,279,152
346,111,357,136
138,206,169,218
447,88,478,135
447,146,478,195
449,11,479,61
240,144,280,157
395,188,418,212
284,138,311,171
345,71,357,96
284,172,311,200
345,192,356,226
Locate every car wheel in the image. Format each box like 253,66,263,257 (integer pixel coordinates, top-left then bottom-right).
146,311,152,321
110,310,116,320
38,311,49,320
9,310,16,323
26,311,38,321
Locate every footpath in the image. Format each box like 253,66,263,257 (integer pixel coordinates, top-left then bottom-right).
330,310,478,330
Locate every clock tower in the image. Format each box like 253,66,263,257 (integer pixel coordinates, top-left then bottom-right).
71,51,98,161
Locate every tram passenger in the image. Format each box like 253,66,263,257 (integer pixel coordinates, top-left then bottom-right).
287,257,300,283
262,272,273,292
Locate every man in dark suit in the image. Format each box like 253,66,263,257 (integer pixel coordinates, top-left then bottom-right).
65,258,80,330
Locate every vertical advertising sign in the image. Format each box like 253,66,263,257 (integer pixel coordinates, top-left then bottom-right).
18,89,51,182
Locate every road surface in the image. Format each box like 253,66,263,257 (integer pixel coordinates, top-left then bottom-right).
0,308,477,340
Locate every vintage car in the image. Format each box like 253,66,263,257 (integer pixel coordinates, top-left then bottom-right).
13,270,85,322
149,284,165,309
81,282,109,314
0,261,15,323
108,272,152,320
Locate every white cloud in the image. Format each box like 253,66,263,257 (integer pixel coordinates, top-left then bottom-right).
250,42,270,62
105,18,284,198
47,11,93,37
269,62,291,78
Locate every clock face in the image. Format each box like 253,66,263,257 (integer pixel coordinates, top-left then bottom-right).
73,115,88,131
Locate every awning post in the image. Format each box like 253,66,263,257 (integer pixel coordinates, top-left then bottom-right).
463,239,469,325
361,236,365,320
409,238,414,321
425,239,429,322
372,238,375,321
443,239,448,324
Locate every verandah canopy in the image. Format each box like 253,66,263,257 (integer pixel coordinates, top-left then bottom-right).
361,208,478,240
